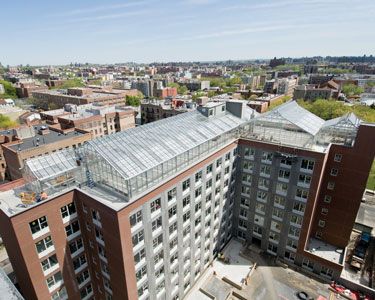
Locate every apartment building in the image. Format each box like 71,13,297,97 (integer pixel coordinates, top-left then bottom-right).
0,101,373,300
276,77,298,97
32,87,139,109
140,99,197,124
40,103,136,139
2,125,91,180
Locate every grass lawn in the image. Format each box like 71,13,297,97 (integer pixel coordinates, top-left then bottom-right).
367,160,375,190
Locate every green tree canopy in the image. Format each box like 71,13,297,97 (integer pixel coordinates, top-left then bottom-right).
0,114,18,129
0,80,17,98
342,84,364,97
126,95,142,107
297,99,375,122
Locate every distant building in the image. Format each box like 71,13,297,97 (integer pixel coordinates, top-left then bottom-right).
277,77,298,97
32,87,139,108
304,65,319,74
155,87,178,99
0,84,4,94
131,79,155,98
308,74,334,85
263,80,277,94
247,100,268,113
40,103,136,139
15,82,48,98
2,125,91,179
293,85,334,101
141,99,197,124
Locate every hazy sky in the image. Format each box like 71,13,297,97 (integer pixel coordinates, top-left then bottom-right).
1,0,374,65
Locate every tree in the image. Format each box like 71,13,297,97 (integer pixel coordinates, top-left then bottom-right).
167,82,188,95
0,80,17,98
342,84,364,97
0,115,17,129
297,99,375,122
126,95,142,107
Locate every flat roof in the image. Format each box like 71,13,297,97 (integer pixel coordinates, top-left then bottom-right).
306,238,344,265
8,126,86,151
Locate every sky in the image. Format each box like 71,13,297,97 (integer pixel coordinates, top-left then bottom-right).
1,0,375,65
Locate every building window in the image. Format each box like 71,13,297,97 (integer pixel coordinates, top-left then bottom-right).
293,202,305,214
271,221,282,232
132,230,144,247
136,265,147,281
272,208,284,220
153,234,163,249
183,211,191,223
195,171,202,183
298,174,312,186
29,216,48,235
324,195,332,203
256,190,268,202
269,231,279,242
242,174,252,184
206,164,213,174
241,186,250,195
225,152,230,161
276,182,288,195
255,202,265,214
168,187,177,202
60,203,76,219
318,220,326,227
296,188,308,200
238,219,247,229
73,254,87,271
267,243,277,254
258,178,269,190
130,210,142,227
287,239,298,250
288,226,300,238
278,169,290,180
301,159,314,171
76,269,90,285
65,221,80,237
195,187,202,198
51,287,67,300
239,208,248,218
154,250,164,265
69,238,83,254
274,195,286,207
169,222,178,235
261,151,273,163
321,266,333,278
206,179,212,189
260,165,271,176
182,179,190,191
302,258,314,270
216,158,222,168
327,182,335,190
285,251,295,261
92,209,100,222
334,154,342,162
169,206,177,219
290,215,303,225
321,208,328,215
152,216,162,232
238,230,246,239
41,254,58,272
330,168,338,176
240,197,250,207
134,248,146,264
138,282,149,297
243,161,254,172
244,147,255,157
46,271,63,289
150,198,161,213
216,173,221,182
35,236,53,254
280,158,292,166
80,284,93,299
253,225,262,235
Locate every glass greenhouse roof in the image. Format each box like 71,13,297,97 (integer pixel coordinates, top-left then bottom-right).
83,110,246,179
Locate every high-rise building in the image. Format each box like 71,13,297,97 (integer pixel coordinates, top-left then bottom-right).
0,101,373,300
